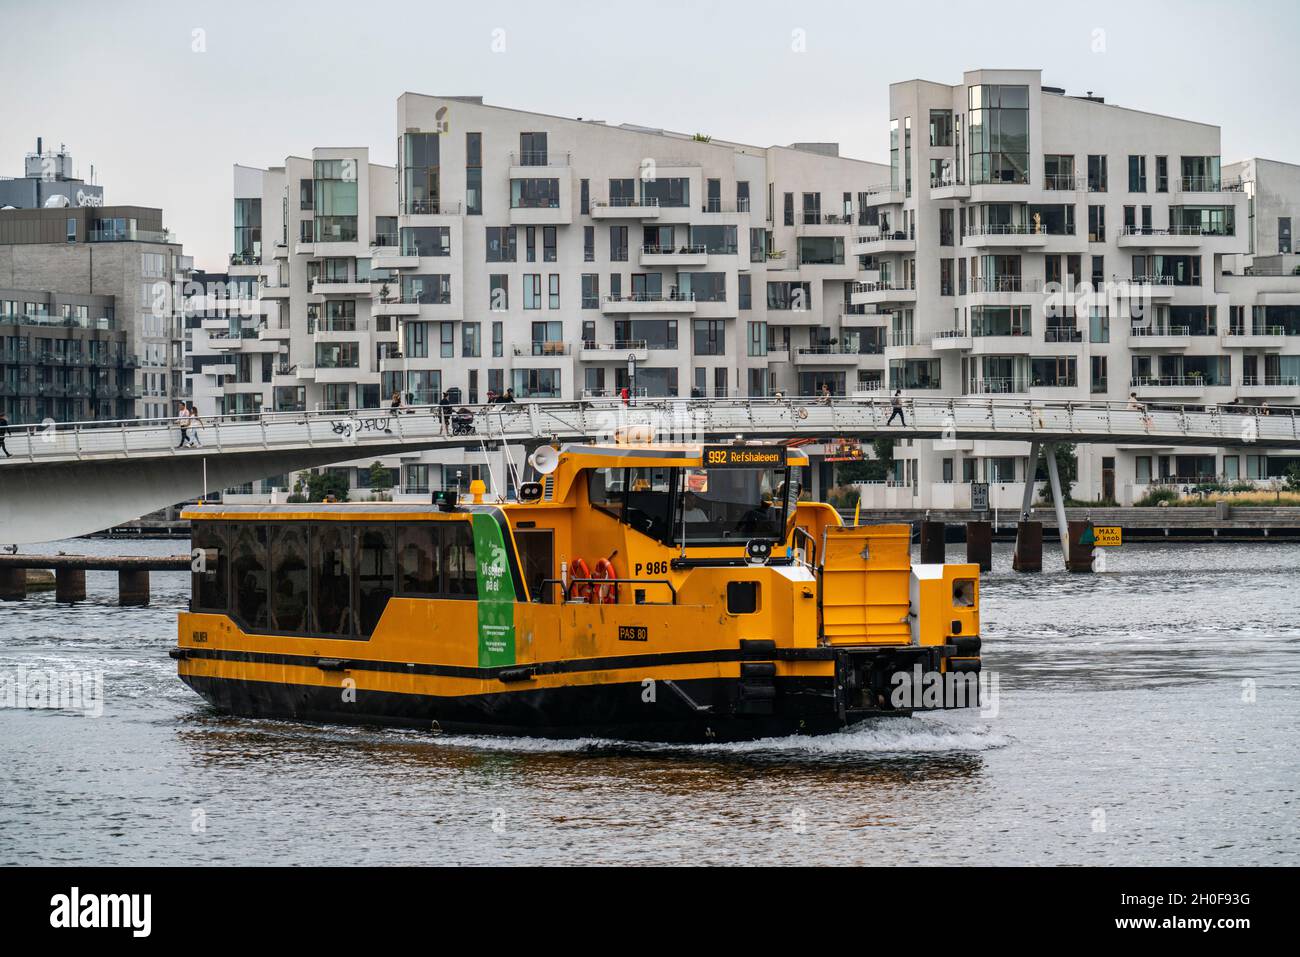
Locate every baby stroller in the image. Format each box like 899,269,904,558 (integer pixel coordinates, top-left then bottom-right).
451,407,476,435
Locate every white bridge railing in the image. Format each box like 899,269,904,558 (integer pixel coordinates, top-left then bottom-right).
1,396,1298,466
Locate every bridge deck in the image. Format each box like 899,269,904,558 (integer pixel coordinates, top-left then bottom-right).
1,396,1297,468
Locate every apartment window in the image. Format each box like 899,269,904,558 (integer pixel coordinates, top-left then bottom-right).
940,208,954,246
802,192,821,225
904,117,912,196
747,321,767,357
489,274,508,311
584,225,595,262
510,178,560,209
401,274,451,304
738,274,751,310
1091,255,1104,286
486,226,516,262
1088,155,1108,192
526,226,536,262
640,177,689,208
548,274,560,309
466,132,482,215
737,181,750,212
783,192,794,226
1091,355,1108,394
543,226,557,262
437,323,453,359
749,228,766,263
890,119,900,189
609,273,621,300
940,259,954,297
400,226,450,257
609,178,636,206
580,179,590,215
1088,205,1106,242
1280,217,1292,254
66,217,76,243
609,226,628,261
679,272,726,303
706,178,722,213
929,109,953,147
693,320,725,356
492,321,503,358
462,322,481,358
234,197,262,259
299,179,314,211
967,85,1030,185
523,274,542,309
1155,156,1169,193
518,131,548,166
404,322,429,358
581,274,599,309
402,133,440,213
1128,155,1147,193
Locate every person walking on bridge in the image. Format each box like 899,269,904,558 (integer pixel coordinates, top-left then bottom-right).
0,410,10,457
185,402,203,448
174,401,192,449
887,389,907,427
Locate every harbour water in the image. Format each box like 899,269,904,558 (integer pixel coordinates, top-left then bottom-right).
1,537,1296,866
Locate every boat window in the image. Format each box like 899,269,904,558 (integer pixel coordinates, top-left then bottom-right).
357,527,395,636
313,524,354,636
192,522,230,612
269,525,310,632
676,467,788,544
443,522,477,597
624,467,676,541
588,467,624,517
397,525,440,595
231,523,268,629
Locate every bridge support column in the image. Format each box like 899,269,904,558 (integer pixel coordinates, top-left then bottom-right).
118,568,150,606
1044,443,1071,564
0,567,25,601
1013,522,1043,573
1067,521,1094,573
965,521,993,571
55,568,86,603
919,521,946,564
1019,440,1041,520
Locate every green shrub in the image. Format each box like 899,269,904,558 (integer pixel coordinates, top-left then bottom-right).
1135,487,1179,507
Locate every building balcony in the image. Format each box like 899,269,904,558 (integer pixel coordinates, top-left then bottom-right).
371,246,419,270
1130,376,1229,399
931,330,973,351
967,333,1035,355
849,282,916,307
512,342,575,369
963,277,1045,304
1126,276,1178,299
966,378,1030,396
309,280,373,296
601,293,697,315
1222,326,1289,349
795,215,855,237
1128,325,1194,349
1117,226,1227,248
840,310,888,327
374,299,422,317
639,244,709,267
579,340,650,363
962,225,1050,249
852,228,915,255
929,177,971,201
793,346,866,366
261,284,293,299
1239,376,1300,398
589,198,662,220
861,184,905,206
1175,177,1245,197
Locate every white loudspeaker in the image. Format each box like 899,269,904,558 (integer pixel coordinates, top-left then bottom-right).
529,446,560,475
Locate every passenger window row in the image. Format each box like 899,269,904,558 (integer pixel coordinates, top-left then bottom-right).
192,521,478,640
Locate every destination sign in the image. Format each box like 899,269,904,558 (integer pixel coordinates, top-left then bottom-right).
703,446,784,468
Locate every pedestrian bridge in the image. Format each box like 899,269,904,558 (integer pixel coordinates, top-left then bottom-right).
1,396,1295,545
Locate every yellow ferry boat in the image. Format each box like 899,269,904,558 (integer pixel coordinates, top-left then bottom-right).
173,441,982,742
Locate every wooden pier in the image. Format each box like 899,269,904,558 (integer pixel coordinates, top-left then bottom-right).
0,554,190,605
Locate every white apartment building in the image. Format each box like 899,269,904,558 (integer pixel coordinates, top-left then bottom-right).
855,69,1300,509
192,76,1300,505
194,96,889,496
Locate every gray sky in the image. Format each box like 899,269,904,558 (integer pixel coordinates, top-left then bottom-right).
3,0,1297,270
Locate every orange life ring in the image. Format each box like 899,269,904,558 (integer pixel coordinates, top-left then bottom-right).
591,558,618,605
569,557,593,601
